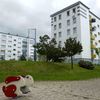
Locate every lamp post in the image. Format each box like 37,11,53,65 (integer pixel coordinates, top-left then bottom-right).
27,28,37,61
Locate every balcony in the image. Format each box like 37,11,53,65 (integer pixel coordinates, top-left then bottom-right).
0,51,5,55
91,18,96,23
91,35,95,40
0,48,6,50
92,26,96,31
91,54,96,59
91,44,96,49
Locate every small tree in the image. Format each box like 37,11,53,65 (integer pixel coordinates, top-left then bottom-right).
19,55,26,61
63,38,83,69
34,35,64,62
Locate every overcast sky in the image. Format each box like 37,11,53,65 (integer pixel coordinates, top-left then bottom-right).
0,0,100,39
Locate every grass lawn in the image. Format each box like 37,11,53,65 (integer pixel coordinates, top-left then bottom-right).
0,61,100,82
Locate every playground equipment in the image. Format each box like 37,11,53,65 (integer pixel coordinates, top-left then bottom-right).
2,75,34,98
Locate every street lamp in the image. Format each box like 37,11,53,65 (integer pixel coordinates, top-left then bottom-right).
28,28,37,61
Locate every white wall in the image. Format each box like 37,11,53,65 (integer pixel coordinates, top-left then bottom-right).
79,4,91,59
51,2,96,59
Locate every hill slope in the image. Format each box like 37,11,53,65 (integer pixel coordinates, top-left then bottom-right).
0,61,100,82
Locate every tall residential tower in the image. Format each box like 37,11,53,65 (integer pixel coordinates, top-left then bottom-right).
51,1,100,61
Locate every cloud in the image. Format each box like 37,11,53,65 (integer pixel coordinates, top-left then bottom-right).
0,0,99,40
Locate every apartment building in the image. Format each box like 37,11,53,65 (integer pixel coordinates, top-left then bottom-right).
0,32,34,60
50,1,100,61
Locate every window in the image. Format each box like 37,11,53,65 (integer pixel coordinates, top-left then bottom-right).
18,42,21,44
8,36,12,38
67,20,70,26
94,34,97,37
67,11,70,16
95,42,98,45
59,14,61,20
59,32,62,38
92,26,96,31
14,39,16,41
58,41,62,47
18,47,21,48
18,51,21,53
2,40,6,43
18,38,21,40
8,45,12,47
13,49,16,51
73,8,76,13
59,23,62,29
73,27,77,34
1,49,5,52
54,17,57,22
23,41,27,44
8,55,11,57
30,40,34,44
31,49,34,51
98,32,100,35
54,25,57,30
8,50,11,53
54,33,57,39
13,53,16,56
2,35,6,37
73,17,76,24
8,40,12,43
67,29,70,35
1,45,6,48
14,44,16,46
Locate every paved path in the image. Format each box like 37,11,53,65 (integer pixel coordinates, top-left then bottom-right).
0,79,100,100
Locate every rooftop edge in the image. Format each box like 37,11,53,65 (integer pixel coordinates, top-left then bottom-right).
50,1,89,17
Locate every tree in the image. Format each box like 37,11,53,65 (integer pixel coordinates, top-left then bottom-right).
47,46,65,62
34,35,50,61
63,38,83,69
19,55,26,61
34,35,64,62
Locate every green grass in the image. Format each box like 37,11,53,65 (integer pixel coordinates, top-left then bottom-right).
0,61,100,82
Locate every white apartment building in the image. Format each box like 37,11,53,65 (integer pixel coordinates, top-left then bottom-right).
50,1,100,61
0,32,34,60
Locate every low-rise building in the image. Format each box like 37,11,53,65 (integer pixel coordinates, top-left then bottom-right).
0,32,34,60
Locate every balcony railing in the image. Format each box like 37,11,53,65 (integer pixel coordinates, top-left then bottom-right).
91,18,96,23
91,44,96,49
91,54,96,59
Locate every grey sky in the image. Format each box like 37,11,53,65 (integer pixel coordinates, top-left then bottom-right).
0,0,99,39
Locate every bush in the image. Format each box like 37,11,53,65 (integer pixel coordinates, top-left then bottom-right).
78,60,94,70
53,58,64,62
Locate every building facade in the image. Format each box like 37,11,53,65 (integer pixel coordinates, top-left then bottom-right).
0,32,34,60
50,1,100,61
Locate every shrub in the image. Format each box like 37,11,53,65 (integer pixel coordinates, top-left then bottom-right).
78,60,94,70
53,58,64,62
